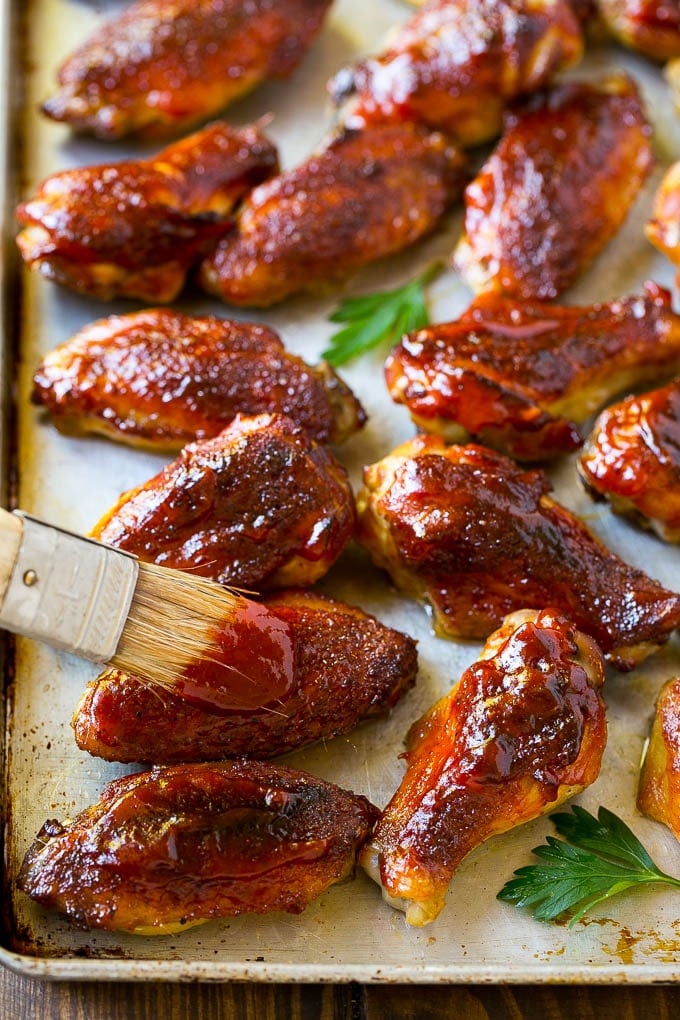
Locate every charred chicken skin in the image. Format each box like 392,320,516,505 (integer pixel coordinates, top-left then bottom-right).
597,0,680,61
19,760,378,934
579,377,680,543
41,0,334,140
72,589,418,764
16,121,278,303
90,413,356,591
357,435,680,670
362,609,607,926
198,120,467,307
453,75,653,301
638,678,680,839
329,0,583,148
385,283,680,461
32,309,365,451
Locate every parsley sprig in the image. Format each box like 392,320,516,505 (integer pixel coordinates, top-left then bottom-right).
321,262,442,367
497,805,680,926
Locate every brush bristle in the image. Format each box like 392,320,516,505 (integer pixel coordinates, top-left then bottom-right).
111,561,241,691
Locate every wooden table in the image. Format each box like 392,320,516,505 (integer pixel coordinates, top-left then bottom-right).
2,967,679,1018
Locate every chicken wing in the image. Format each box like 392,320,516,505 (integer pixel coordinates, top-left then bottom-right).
579,377,680,542
647,160,680,276
198,121,467,307
32,309,365,451
385,283,680,461
18,760,378,934
329,0,583,148
362,608,606,926
638,678,680,839
41,0,333,140
453,75,653,301
72,589,418,764
597,0,680,61
16,121,278,303
91,413,355,590
357,435,680,670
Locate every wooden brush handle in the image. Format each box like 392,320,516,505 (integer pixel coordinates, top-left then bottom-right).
0,509,139,662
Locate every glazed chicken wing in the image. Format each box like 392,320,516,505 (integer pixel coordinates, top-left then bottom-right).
646,160,680,276
454,75,653,301
329,0,583,148
32,309,365,451
198,121,467,307
638,678,680,839
42,0,333,140
357,435,680,670
19,760,378,934
72,589,418,764
386,283,680,461
362,609,607,926
597,0,680,60
16,121,278,303
579,377,680,542
91,413,355,591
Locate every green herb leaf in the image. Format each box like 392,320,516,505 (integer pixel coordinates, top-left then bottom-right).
322,262,442,367
497,805,680,926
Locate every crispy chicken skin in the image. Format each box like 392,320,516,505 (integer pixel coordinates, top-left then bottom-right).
357,435,680,670
385,283,680,461
361,609,606,926
638,678,680,838
18,760,378,934
579,377,680,543
72,589,418,764
90,413,355,591
16,122,278,304
597,0,680,60
32,309,365,451
198,121,467,307
41,0,333,140
329,0,583,148
647,160,680,275
454,75,653,301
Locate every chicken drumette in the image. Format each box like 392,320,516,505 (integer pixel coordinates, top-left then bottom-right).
638,678,680,840
72,589,418,764
16,121,278,303
198,120,467,307
597,0,680,61
41,0,334,140
454,75,653,301
357,436,680,670
362,609,607,926
329,0,583,148
386,283,680,461
91,413,356,591
647,160,680,277
32,309,365,451
19,760,378,934
579,377,680,542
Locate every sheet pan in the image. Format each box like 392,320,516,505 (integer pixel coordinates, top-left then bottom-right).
3,0,680,983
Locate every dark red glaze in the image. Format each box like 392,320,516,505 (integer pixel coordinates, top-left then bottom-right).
198,121,467,307
453,75,653,301
579,377,680,541
358,436,680,669
385,283,680,460
19,760,379,932
91,414,356,591
598,0,680,60
72,589,418,763
16,122,278,302
32,309,365,450
329,0,583,148
41,0,334,139
174,598,295,714
364,609,606,925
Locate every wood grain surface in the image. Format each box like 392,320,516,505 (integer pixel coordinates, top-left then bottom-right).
2,967,680,1020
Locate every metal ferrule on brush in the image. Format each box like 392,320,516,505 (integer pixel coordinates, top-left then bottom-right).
0,513,139,662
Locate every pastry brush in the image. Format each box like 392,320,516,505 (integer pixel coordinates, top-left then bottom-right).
0,507,294,713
